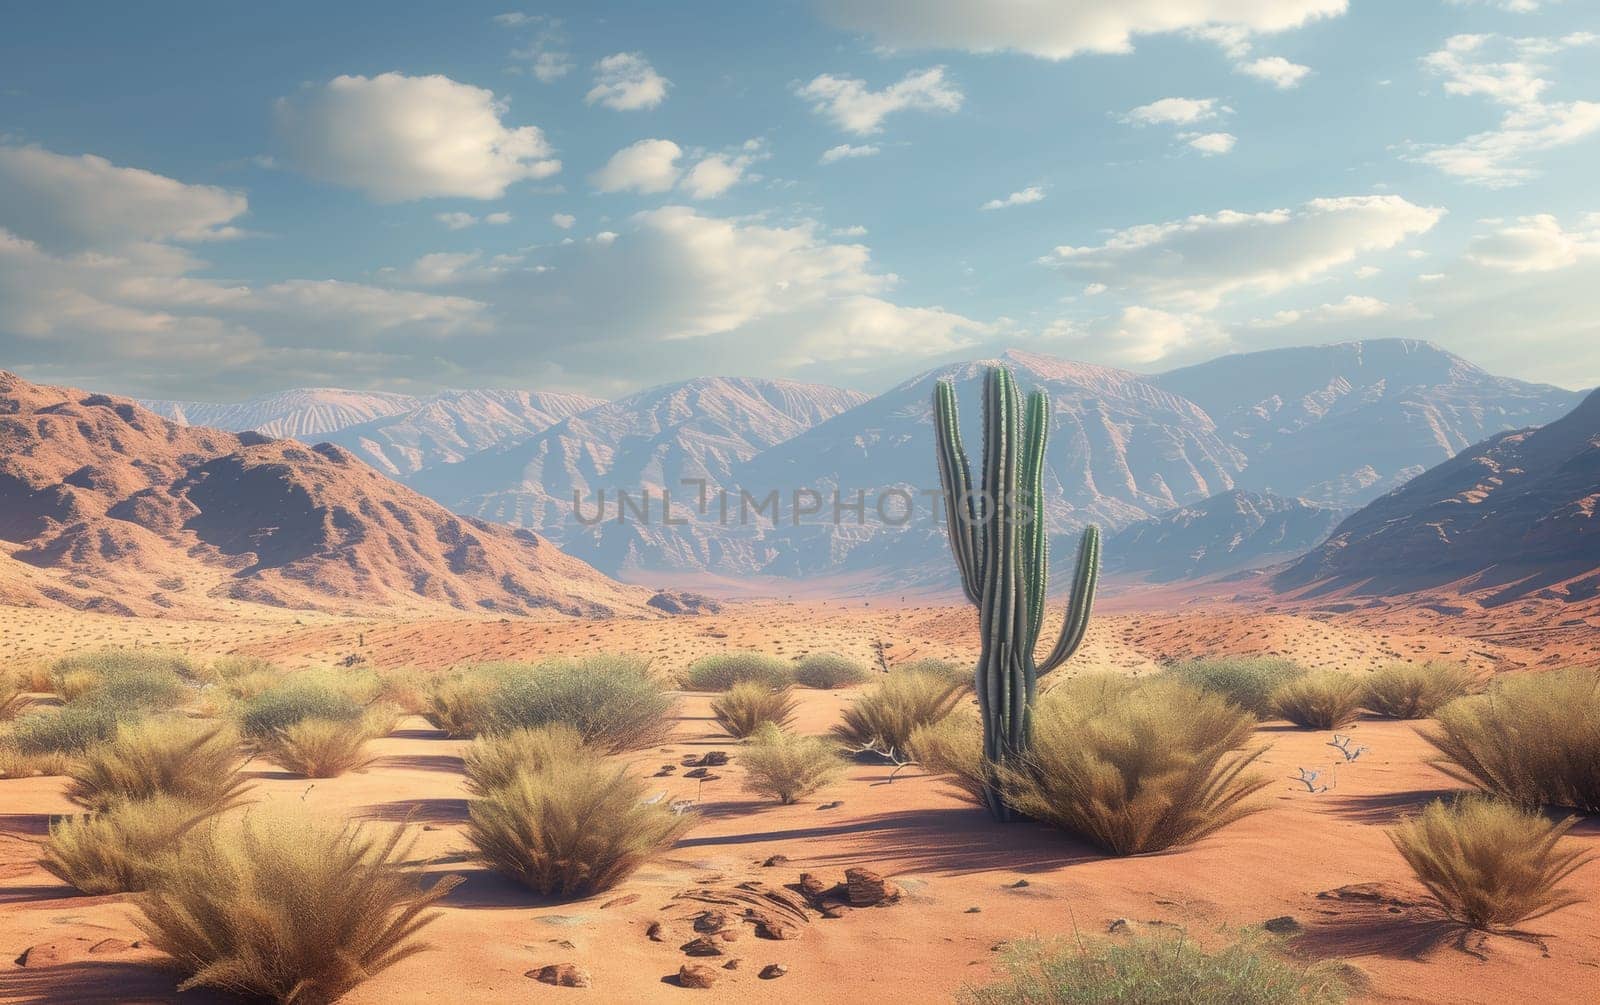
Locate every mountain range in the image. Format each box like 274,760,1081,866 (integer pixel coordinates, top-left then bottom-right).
140,339,1583,591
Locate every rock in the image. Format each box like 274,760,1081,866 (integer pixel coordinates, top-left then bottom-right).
845,867,899,906
646,921,665,942
1008,879,1030,889
681,936,725,957
528,963,592,988
678,963,719,989
654,766,677,777
601,893,640,910
701,751,730,766
797,873,830,901
820,904,847,919
760,963,789,980
816,800,842,810
762,854,790,867
965,906,982,914
752,912,801,940
684,767,710,779
681,754,702,766
694,911,730,933
722,958,741,970
1108,918,1135,935
1263,915,1301,934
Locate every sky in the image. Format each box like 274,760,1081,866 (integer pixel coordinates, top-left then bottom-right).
1,0,1597,400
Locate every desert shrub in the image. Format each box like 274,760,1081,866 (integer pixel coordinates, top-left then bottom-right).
40,795,232,895
66,717,249,812
1164,656,1305,717
1001,677,1270,855
478,656,676,752
1389,795,1593,930
16,663,54,693
711,682,798,738
1423,668,1600,813
1362,662,1483,720
739,723,845,804
8,702,124,755
238,681,366,742
0,676,25,721
467,759,693,898
910,714,988,804
963,931,1352,1005
793,652,871,689
375,668,431,715
895,657,971,689
1270,671,1364,729
683,651,793,691
424,672,496,738
832,669,965,759
135,806,462,1003
462,724,585,796
361,701,402,738
210,655,281,682
258,718,376,778
51,649,194,711
222,669,289,701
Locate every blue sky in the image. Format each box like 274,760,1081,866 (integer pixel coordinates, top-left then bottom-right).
1,0,1597,398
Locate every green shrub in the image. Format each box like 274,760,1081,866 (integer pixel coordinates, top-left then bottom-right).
1000,677,1269,855
1164,657,1305,717
1423,668,1600,812
478,656,675,752
66,717,249,812
8,702,124,755
258,718,376,778
135,806,462,1002
467,759,693,898
463,724,585,796
51,649,194,711
739,723,845,804
1390,795,1593,930
895,657,971,689
1270,671,1364,729
40,795,232,895
210,655,281,682
832,669,965,759
793,652,871,689
711,682,798,738
1363,662,1483,720
963,931,1352,1005
424,672,497,738
238,682,365,742
683,652,793,691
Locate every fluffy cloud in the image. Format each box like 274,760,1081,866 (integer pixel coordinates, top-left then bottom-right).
586,52,670,111
680,152,753,199
435,211,512,230
1249,294,1401,327
1042,306,1227,365
796,67,962,134
1411,33,1600,186
275,73,560,201
981,186,1045,210
1237,55,1311,88
551,213,576,229
497,13,574,82
815,0,1347,59
0,145,247,252
1046,195,1443,310
591,139,683,193
820,143,881,164
1463,213,1599,272
1185,132,1237,154
1124,97,1226,125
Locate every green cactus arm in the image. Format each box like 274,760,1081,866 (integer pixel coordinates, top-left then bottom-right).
978,366,1022,748
933,379,983,605
1018,389,1050,653
1036,525,1100,675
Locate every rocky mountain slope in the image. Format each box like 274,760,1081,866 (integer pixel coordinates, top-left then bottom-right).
140,387,419,440
1279,387,1600,600
1107,490,1342,583
0,372,655,618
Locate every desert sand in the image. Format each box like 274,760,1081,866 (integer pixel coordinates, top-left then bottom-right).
3,598,1599,1003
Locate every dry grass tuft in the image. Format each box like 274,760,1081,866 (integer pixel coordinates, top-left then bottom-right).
793,652,872,689
895,658,971,689
1164,657,1305,718
683,652,793,691
375,669,431,715
431,656,675,752
1423,668,1600,812
910,713,988,805
462,724,585,796
1,676,27,722
1389,795,1593,931
258,718,376,778
1001,677,1270,855
963,930,1353,1005
1363,662,1483,719
711,682,798,738
1270,671,1364,730
51,649,195,711
40,795,238,895
467,758,693,898
66,717,249,812
238,680,366,742
832,669,966,760
424,673,495,738
135,806,461,1003
738,723,846,804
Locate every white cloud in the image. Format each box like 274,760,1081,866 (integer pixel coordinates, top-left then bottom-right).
1354,265,1381,278
1043,306,1227,365
820,143,881,164
1412,33,1600,186
275,73,559,201
1083,282,1107,295
981,186,1045,210
591,138,683,193
1046,195,1443,310
796,66,962,134
498,13,574,82
435,211,511,230
816,0,1347,60
834,225,869,237
0,145,247,252
1237,55,1311,88
1250,294,1400,327
484,212,512,225
1185,132,1237,155
1445,0,1543,11
1463,213,1599,272
586,52,669,111
680,155,747,199
552,213,576,229
1124,97,1226,125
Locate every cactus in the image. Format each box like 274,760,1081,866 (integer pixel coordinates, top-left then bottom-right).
932,365,1100,820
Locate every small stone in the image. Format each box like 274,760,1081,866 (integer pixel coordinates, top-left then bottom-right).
1263,916,1301,935
701,751,730,766
528,963,592,988
797,873,829,900
681,936,724,957
845,867,899,906
654,766,676,777
697,772,722,783
1108,918,1135,935
752,912,800,940
17,938,134,968
964,906,982,914
816,800,842,810
820,904,847,919
678,963,719,989
722,958,741,970
684,767,710,779
1008,879,1030,889
762,854,790,867
694,911,730,933
601,893,640,910
759,963,789,980
646,921,665,942
681,754,701,766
